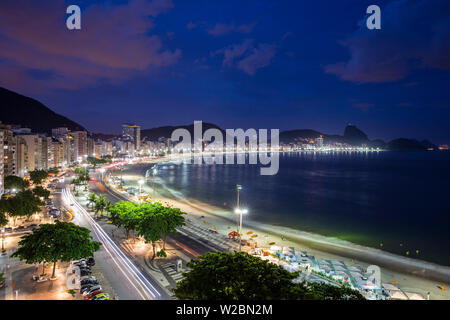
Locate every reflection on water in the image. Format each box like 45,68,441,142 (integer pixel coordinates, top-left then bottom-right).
150,151,450,266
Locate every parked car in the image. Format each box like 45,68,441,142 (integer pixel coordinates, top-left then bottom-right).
80,284,95,294
80,269,92,276
83,285,102,297
50,209,60,217
87,257,95,266
85,289,103,300
80,275,96,282
71,258,86,265
29,224,38,229
4,227,12,232
91,293,110,300
81,278,99,286
15,226,25,231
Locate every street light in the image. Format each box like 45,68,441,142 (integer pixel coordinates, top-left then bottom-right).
152,167,158,197
100,168,105,180
138,179,144,195
235,208,248,252
1,228,5,253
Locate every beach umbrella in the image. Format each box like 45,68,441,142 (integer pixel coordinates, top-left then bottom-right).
246,231,253,235
269,242,276,246
252,234,258,238
228,231,238,237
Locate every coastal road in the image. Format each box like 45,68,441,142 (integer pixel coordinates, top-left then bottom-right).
88,175,217,259
56,182,169,300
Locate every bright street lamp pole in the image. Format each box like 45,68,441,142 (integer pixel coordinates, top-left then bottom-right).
235,184,248,252
138,179,144,195
152,167,157,198
235,208,248,252
1,229,5,253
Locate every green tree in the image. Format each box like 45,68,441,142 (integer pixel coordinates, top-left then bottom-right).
4,175,29,191
173,251,364,300
12,221,101,279
29,170,49,185
32,186,50,199
3,190,43,225
87,193,97,208
70,177,83,195
108,201,140,238
93,194,109,218
136,203,170,260
74,168,88,175
0,204,7,227
305,282,364,300
152,203,185,250
87,156,108,169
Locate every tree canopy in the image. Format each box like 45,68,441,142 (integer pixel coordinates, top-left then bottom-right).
12,221,101,278
108,200,185,257
0,208,7,227
32,186,50,199
4,175,29,191
108,201,140,237
93,194,110,218
173,251,365,300
86,156,109,169
29,169,49,185
1,190,43,223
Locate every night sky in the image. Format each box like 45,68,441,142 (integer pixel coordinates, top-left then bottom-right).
0,0,449,143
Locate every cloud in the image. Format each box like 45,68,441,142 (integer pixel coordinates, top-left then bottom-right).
213,39,254,67
207,22,256,36
213,39,276,75
237,44,277,75
0,0,181,93
324,0,450,83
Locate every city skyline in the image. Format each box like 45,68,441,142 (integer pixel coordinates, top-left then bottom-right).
0,0,449,143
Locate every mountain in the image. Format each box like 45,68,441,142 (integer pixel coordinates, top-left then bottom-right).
386,138,429,151
0,87,86,134
279,129,322,142
141,122,225,141
343,124,369,146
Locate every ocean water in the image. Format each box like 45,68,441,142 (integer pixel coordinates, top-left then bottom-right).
149,151,450,266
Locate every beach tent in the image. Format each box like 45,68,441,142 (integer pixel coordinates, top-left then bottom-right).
270,245,281,252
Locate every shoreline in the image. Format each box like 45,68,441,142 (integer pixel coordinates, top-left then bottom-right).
116,159,450,299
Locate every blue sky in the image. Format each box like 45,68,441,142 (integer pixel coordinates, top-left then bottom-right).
0,0,449,143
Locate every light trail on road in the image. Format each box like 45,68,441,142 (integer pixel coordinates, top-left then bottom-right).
61,186,163,300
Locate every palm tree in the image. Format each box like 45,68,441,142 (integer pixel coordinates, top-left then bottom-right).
87,193,97,209
94,195,108,218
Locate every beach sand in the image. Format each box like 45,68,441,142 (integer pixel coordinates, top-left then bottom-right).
114,160,450,300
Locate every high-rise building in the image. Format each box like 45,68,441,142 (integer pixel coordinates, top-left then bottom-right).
52,127,70,138
14,136,27,177
49,139,65,169
71,131,88,161
122,124,141,151
316,135,324,149
0,123,16,177
87,137,95,156
19,134,40,172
